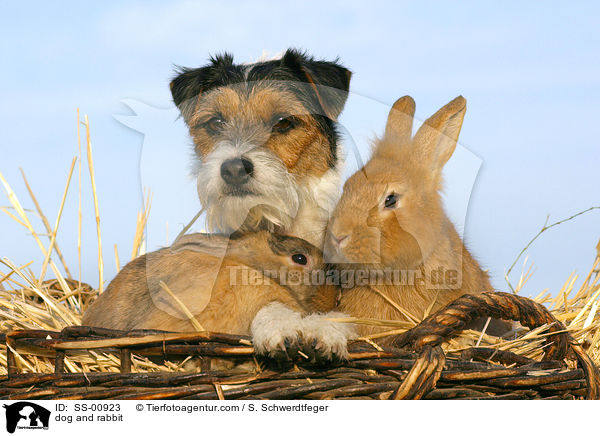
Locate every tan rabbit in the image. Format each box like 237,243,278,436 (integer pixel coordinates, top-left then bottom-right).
325,95,511,343
82,231,352,360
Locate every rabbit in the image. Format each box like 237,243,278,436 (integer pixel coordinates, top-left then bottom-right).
81,231,352,360
324,95,512,344
81,231,338,333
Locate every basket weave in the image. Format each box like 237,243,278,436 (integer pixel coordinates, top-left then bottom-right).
2,292,599,400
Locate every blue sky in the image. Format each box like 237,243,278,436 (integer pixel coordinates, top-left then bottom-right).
1,1,599,298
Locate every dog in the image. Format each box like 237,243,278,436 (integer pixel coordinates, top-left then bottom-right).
169,48,352,248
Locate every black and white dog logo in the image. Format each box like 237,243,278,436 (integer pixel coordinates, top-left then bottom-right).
3,402,50,433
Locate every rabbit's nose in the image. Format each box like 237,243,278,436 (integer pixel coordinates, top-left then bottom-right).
330,233,349,247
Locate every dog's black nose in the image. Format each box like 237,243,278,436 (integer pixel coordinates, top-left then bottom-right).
220,158,254,186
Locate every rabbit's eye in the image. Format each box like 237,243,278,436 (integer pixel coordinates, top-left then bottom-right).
291,253,307,265
384,193,399,209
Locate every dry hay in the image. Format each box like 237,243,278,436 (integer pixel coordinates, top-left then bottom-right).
0,114,599,387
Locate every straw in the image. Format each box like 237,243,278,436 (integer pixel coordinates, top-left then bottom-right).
19,168,72,279
0,115,598,376
131,189,152,260
158,280,205,332
77,108,83,293
82,115,103,292
39,157,76,283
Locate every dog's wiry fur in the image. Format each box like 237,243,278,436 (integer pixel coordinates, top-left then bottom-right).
170,49,351,248
82,50,354,366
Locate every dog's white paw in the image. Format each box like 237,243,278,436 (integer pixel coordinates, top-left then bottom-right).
251,304,357,365
298,311,357,363
251,302,303,360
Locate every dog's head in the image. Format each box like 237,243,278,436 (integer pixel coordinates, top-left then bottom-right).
170,49,351,234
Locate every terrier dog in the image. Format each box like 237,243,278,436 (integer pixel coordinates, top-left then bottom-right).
166,49,354,361
169,48,352,248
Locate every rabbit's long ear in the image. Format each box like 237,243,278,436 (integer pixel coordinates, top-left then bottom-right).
374,96,415,159
412,96,466,174
384,95,415,142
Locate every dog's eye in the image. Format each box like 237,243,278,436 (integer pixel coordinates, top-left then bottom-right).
384,193,399,209
205,117,225,133
272,116,294,134
291,253,307,265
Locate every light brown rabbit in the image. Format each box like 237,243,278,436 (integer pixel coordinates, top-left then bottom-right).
325,95,511,343
82,231,341,343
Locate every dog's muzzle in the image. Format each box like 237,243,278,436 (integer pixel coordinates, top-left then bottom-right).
195,141,300,233
220,157,254,188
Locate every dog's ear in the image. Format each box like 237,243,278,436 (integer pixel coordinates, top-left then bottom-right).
169,67,203,123
280,48,351,120
169,53,235,123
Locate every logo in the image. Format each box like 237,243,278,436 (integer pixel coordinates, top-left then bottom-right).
3,402,50,433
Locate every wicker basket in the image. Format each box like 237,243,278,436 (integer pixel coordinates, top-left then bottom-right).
2,292,599,400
